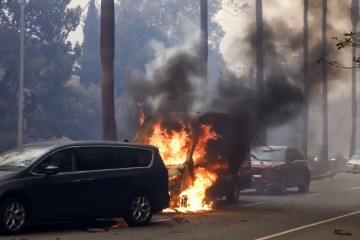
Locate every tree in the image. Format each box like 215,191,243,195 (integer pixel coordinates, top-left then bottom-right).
302,0,309,159
350,0,358,157
100,0,117,141
0,0,81,146
200,0,208,103
256,0,266,145
321,0,329,167
80,0,101,86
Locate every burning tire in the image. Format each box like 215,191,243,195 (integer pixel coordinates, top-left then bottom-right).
0,197,28,235
124,192,153,226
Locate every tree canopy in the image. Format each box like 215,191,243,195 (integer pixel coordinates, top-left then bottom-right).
0,0,82,150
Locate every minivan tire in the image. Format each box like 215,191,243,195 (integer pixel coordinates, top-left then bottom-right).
123,192,153,226
0,197,28,235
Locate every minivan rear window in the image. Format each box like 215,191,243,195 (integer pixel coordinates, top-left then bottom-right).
117,147,152,168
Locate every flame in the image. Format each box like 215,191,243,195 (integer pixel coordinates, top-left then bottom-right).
148,122,192,165
137,102,145,125
144,120,223,212
193,124,221,165
178,167,218,212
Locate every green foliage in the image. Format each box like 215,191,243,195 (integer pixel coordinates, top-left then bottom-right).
320,32,360,68
81,0,224,91
79,0,101,85
0,0,82,147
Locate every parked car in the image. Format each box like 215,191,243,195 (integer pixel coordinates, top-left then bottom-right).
0,140,170,235
346,152,360,173
251,146,310,195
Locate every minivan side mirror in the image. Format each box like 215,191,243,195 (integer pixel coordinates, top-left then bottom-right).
44,165,60,176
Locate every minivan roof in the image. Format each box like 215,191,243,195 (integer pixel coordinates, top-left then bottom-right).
19,140,159,151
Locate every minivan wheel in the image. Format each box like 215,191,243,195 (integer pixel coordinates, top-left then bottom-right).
298,174,310,193
124,193,152,227
0,197,28,235
226,184,239,203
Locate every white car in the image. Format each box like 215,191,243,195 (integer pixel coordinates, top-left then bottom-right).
346,153,360,173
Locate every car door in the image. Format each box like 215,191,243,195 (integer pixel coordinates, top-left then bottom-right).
285,148,305,186
28,148,90,222
73,146,122,218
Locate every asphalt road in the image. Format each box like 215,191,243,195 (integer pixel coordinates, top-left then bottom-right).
3,172,360,240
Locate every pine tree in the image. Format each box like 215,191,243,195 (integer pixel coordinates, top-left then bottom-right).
80,0,101,86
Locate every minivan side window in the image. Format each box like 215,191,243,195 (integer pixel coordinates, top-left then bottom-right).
33,149,74,174
117,147,152,168
75,147,118,171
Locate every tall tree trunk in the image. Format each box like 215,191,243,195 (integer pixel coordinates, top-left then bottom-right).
200,0,208,103
321,0,328,167
100,0,117,141
350,0,358,157
302,0,309,159
256,0,266,145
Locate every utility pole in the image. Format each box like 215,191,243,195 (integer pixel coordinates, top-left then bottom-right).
18,0,27,146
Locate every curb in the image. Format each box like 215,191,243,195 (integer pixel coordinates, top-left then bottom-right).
311,169,345,181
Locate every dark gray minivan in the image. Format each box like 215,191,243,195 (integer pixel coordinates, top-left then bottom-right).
0,140,170,235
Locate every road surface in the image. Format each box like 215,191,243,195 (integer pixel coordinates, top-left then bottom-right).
3,172,360,240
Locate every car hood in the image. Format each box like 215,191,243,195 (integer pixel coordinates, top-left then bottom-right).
347,159,360,165
251,160,285,168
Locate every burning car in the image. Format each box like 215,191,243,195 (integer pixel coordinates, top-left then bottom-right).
134,112,252,211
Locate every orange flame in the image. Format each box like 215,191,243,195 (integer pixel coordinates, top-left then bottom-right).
148,122,192,165
193,124,221,165
144,120,222,212
178,167,218,212
137,102,145,125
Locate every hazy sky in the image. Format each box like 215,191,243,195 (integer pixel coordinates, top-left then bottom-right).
67,0,93,43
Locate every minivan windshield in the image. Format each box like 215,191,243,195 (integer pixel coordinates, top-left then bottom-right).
0,147,48,170
251,148,286,161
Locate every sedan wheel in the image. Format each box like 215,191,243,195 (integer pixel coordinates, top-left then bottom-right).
124,193,152,226
278,175,288,195
0,197,28,235
298,174,310,193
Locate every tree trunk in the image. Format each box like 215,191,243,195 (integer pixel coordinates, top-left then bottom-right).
100,0,117,141
200,0,208,104
302,0,309,159
321,0,328,167
350,0,358,158
256,0,266,145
